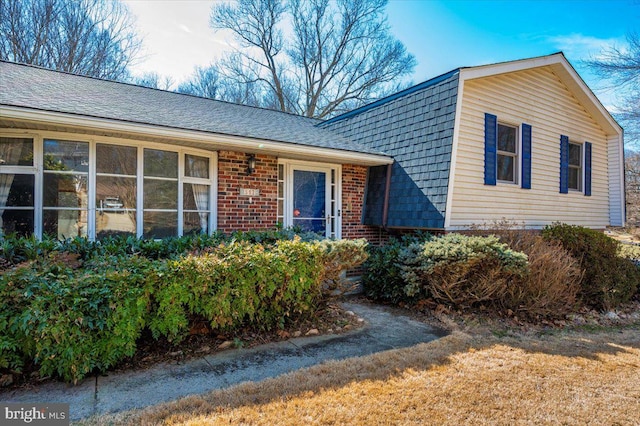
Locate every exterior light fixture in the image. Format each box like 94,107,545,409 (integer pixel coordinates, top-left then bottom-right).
247,154,256,175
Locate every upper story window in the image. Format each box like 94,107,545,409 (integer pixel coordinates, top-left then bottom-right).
497,123,518,183
568,142,582,191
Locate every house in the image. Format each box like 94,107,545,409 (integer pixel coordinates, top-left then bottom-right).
322,52,626,231
0,52,625,243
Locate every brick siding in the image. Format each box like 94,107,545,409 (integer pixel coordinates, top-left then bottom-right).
341,164,390,245
217,152,393,244
217,151,279,232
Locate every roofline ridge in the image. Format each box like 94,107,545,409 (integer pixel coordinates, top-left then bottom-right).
321,68,460,125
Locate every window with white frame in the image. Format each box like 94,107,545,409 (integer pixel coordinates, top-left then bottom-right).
497,123,518,183
143,148,179,238
0,137,35,237
0,134,216,240
96,143,138,238
183,154,212,235
42,139,89,239
568,142,582,191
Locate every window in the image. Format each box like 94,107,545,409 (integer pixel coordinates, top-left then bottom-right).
42,139,89,239
96,144,137,238
568,142,582,191
484,114,531,188
2,134,216,240
143,148,179,238
560,136,591,196
183,154,212,235
0,137,35,237
497,123,518,183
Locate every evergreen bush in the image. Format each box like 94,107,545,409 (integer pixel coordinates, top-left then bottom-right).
542,223,640,309
398,234,529,309
0,231,367,384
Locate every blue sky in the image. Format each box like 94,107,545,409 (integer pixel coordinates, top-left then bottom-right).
124,0,639,112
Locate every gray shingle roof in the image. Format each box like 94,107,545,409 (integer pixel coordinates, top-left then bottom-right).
322,70,460,229
0,61,387,157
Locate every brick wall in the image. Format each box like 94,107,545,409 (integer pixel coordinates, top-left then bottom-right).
341,164,390,245
217,154,394,244
217,151,278,232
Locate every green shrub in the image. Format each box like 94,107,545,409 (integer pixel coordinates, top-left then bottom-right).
1,253,152,383
362,234,432,304
542,223,640,309
399,234,529,309
146,240,326,342
0,234,56,265
1,232,355,383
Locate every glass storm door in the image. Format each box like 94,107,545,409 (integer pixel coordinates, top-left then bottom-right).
288,165,340,238
279,163,339,238
293,169,327,235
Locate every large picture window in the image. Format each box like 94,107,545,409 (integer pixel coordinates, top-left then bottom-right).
1,134,216,240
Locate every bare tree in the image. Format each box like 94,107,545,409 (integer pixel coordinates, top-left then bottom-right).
177,64,263,106
625,150,640,223
209,0,415,118
177,65,224,99
0,0,141,80
586,32,640,148
133,72,175,91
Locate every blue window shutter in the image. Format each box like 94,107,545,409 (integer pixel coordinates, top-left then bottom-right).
584,142,592,196
484,113,497,185
559,135,569,193
521,123,532,189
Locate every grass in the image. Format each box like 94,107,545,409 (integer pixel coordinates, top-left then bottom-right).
81,323,640,426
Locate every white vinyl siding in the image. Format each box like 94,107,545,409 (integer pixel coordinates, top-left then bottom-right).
608,134,625,226
449,66,610,229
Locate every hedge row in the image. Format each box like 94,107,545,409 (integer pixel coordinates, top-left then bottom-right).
0,234,368,384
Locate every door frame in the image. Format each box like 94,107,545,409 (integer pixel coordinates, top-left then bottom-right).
279,159,341,239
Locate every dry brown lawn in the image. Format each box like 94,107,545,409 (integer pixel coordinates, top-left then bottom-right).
84,324,640,426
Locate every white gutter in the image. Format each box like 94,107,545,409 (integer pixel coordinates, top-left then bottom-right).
1,106,394,166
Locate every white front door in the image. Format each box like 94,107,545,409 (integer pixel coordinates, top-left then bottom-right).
280,162,340,238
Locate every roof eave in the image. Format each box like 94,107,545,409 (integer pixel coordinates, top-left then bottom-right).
1,105,393,166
